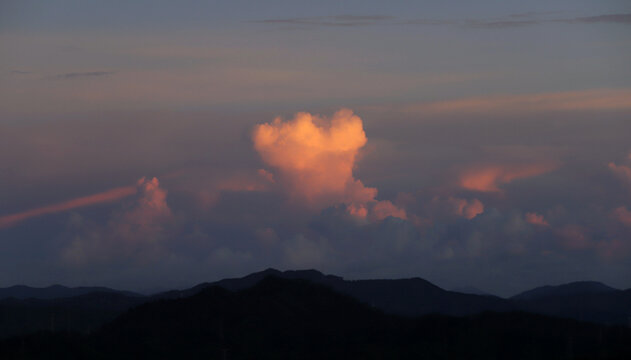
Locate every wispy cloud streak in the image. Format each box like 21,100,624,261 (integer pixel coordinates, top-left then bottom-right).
255,12,631,29
55,71,115,79
0,186,136,229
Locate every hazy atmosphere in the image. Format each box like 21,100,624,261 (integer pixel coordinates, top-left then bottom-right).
1,0,630,297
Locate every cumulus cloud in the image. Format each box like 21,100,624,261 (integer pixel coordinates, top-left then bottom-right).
252,109,405,221
525,212,549,226
62,177,173,265
447,197,485,220
0,185,137,229
608,162,631,186
370,200,408,222
612,207,631,227
459,163,556,192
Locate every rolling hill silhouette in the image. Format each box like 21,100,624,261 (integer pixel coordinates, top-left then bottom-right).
0,285,140,300
1,276,630,359
1,268,630,342
511,281,618,301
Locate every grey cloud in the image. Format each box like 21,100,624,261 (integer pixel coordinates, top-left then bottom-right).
55,71,115,79
566,13,631,24
255,12,631,29
253,14,395,27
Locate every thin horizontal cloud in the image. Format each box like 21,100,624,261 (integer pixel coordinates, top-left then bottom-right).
400,88,631,115
0,185,136,229
55,71,115,80
568,13,631,25
252,15,394,27
463,13,631,28
459,163,557,193
255,12,631,29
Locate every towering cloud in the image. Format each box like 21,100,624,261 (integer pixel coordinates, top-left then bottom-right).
252,109,405,220
62,177,173,265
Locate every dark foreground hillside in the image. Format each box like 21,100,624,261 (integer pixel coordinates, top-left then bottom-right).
1,276,630,360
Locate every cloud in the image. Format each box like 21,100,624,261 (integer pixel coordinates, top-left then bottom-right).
370,200,408,222
448,197,485,220
0,185,137,229
62,177,173,265
459,163,556,192
401,89,631,115
608,162,631,186
252,109,405,220
612,207,631,227
568,13,631,25
525,212,549,226
556,225,591,250
253,15,394,27
55,71,115,79
254,12,631,30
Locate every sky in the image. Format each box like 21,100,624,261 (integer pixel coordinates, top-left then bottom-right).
1,0,630,296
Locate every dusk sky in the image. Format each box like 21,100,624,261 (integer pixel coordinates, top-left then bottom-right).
1,0,630,296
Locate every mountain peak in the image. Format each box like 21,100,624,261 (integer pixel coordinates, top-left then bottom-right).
511,281,617,301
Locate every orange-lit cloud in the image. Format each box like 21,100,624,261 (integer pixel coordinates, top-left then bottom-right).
459,163,556,192
525,212,549,226
197,170,275,209
370,200,408,222
62,177,173,265
612,207,631,227
402,88,631,115
608,162,631,186
252,109,405,220
447,197,484,219
0,186,137,229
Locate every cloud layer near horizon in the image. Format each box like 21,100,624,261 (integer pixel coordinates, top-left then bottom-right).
1,106,630,296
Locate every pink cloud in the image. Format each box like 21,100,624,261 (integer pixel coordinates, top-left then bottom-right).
608,162,631,186
612,206,631,227
370,200,408,222
448,197,484,220
62,177,174,265
252,109,405,221
525,212,550,226
0,185,137,229
459,163,556,192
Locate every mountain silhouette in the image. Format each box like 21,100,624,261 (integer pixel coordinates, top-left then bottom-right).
1,276,630,359
511,281,618,301
0,284,140,300
158,268,513,317
0,292,146,338
450,286,493,296
1,269,631,342
511,285,631,325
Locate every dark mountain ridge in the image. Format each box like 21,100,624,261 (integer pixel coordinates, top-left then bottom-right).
0,284,141,300
511,281,618,301
2,276,630,360
1,268,630,341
